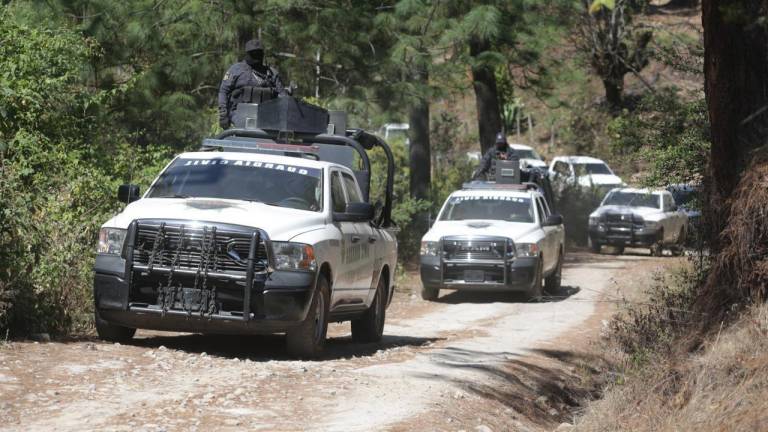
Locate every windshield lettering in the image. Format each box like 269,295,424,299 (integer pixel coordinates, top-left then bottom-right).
149,158,323,212
440,196,533,222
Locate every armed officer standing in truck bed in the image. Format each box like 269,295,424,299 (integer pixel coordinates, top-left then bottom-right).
218,39,286,129
473,132,520,180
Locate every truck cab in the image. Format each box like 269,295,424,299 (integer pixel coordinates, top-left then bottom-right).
92,97,398,358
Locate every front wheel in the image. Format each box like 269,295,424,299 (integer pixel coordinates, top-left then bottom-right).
286,275,330,358
95,309,136,343
528,258,544,302
650,230,664,257
670,227,686,256
352,277,387,343
588,237,601,254
544,251,563,294
421,285,439,301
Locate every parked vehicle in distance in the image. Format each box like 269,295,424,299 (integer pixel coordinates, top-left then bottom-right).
588,188,688,256
510,143,548,169
93,97,398,358
419,182,565,301
379,123,409,145
549,156,624,198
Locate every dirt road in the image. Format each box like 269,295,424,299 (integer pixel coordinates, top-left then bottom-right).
0,252,670,431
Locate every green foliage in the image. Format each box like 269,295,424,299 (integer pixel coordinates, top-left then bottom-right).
610,264,705,360
0,10,173,336
589,0,616,14
370,139,431,262
608,89,710,186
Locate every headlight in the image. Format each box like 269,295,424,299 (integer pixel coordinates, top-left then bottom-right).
420,241,439,256
589,216,600,226
97,228,127,255
645,221,659,229
272,242,317,271
516,243,540,258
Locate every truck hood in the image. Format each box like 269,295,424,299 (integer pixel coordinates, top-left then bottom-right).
423,220,539,242
102,198,326,241
590,205,660,219
577,174,623,187
521,158,548,169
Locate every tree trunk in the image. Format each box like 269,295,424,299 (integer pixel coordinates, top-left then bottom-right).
470,38,503,154
702,0,768,241
408,68,431,202
602,77,624,111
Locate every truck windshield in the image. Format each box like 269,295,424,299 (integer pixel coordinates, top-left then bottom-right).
147,158,323,212
603,191,659,209
574,163,611,176
515,149,541,160
439,196,534,222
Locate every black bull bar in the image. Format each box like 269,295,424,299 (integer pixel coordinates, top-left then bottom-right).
123,219,271,321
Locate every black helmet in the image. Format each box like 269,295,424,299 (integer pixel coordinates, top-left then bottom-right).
495,132,508,146
244,39,264,54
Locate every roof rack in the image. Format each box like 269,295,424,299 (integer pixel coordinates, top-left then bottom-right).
462,181,542,192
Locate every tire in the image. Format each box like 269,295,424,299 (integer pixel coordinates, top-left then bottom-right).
589,236,602,254
528,258,544,301
544,250,563,294
95,309,136,343
351,277,387,343
649,229,664,257
671,227,686,256
286,275,330,358
421,284,439,301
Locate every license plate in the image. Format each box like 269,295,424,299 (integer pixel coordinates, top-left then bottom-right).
464,270,485,282
177,288,203,311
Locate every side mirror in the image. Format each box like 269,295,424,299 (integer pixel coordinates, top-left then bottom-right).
334,202,374,222
543,213,563,227
118,184,140,204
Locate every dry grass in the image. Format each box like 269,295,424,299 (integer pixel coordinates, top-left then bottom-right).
698,151,768,320
575,302,768,431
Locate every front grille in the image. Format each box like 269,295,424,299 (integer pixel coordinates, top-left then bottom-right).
131,220,269,275
442,237,507,261
604,213,643,231
444,265,505,283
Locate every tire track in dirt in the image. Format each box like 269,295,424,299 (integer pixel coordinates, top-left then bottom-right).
0,252,664,432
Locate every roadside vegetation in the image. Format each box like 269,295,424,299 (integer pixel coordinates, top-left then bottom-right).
4,0,768,429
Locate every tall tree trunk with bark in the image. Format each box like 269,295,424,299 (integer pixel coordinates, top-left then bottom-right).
697,0,768,316
470,37,503,154
408,68,431,202
702,0,768,243
602,77,624,111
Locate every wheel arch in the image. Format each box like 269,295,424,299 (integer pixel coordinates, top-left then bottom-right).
379,264,392,307
319,262,333,289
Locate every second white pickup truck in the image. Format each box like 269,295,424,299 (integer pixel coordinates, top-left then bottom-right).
419,183,565,301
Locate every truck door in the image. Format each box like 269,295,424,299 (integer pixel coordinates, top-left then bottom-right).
330,170,359,308
341,172,378,303
535,196,555,272
662,192,682,243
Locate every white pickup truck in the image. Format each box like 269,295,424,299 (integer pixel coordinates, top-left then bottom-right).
92,99,398,358
419,183,565,301
588,187,688,256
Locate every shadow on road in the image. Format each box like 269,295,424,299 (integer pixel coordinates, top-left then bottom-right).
122,332,440,362
434,284,581,305
420,346,611,427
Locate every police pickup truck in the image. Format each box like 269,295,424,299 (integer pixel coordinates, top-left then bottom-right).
419,181,565,301
92,97,398,358
588,187,688,256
